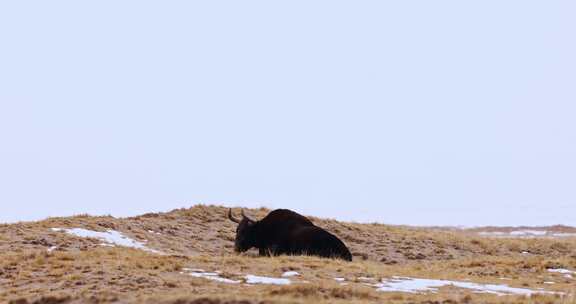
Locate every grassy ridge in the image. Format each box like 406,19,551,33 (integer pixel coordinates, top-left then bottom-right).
1,205,575,303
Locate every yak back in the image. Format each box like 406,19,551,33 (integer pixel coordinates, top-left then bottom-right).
252,209,314,248
286,226,353,261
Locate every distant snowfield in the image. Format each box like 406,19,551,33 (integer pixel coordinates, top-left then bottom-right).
477,230,576,238
51,228,163,254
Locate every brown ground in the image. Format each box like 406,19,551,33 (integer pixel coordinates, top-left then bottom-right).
1,205,575,303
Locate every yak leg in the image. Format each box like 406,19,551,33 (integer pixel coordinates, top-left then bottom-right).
259,248,270,256
269,245,280,256
259,245,280,257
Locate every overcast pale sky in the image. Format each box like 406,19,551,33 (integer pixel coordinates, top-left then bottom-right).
1,1,575,226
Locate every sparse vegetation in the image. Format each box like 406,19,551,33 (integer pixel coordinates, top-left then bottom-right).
1,205,575,303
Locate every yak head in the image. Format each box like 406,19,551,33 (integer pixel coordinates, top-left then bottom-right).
227,209,256,253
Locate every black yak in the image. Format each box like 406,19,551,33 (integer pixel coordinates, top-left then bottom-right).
227,208,353,261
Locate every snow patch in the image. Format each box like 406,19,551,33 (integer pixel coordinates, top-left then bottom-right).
334,277,346,282
186,268,206,273
245,275,291,285
282,271,300,277
182,268,240,284
551,233,576,238
509,230,547,236
478,230,576,239
47,246,58,253
547,268,575,275
181,269,292,286
478,232,506,237
374,277,561,296
547,269,575,279
51,228,163,254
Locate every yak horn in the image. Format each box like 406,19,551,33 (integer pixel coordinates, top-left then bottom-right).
228,208,241,223
241,209,254,222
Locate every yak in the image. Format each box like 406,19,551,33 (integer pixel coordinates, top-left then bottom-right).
227,208,353,261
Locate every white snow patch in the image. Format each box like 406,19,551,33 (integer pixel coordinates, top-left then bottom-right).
245,275,291,285
478,232,507,237
479,230,576,239
47,246,58,253
334,277,346,282
509,230,547,236
186,268,206,273
51,228,163,254
547,268,575,275
181,268,240,284
181,269,292,285
551,233,576,238
282,271,300,277
375,277,561,296
544,282,555,284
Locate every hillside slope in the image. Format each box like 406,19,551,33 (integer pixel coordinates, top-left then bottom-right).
1,205,575,303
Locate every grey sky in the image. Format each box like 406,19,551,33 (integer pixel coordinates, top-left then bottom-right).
1,1,575,226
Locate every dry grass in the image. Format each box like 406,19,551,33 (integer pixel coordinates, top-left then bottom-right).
1,205,575,303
